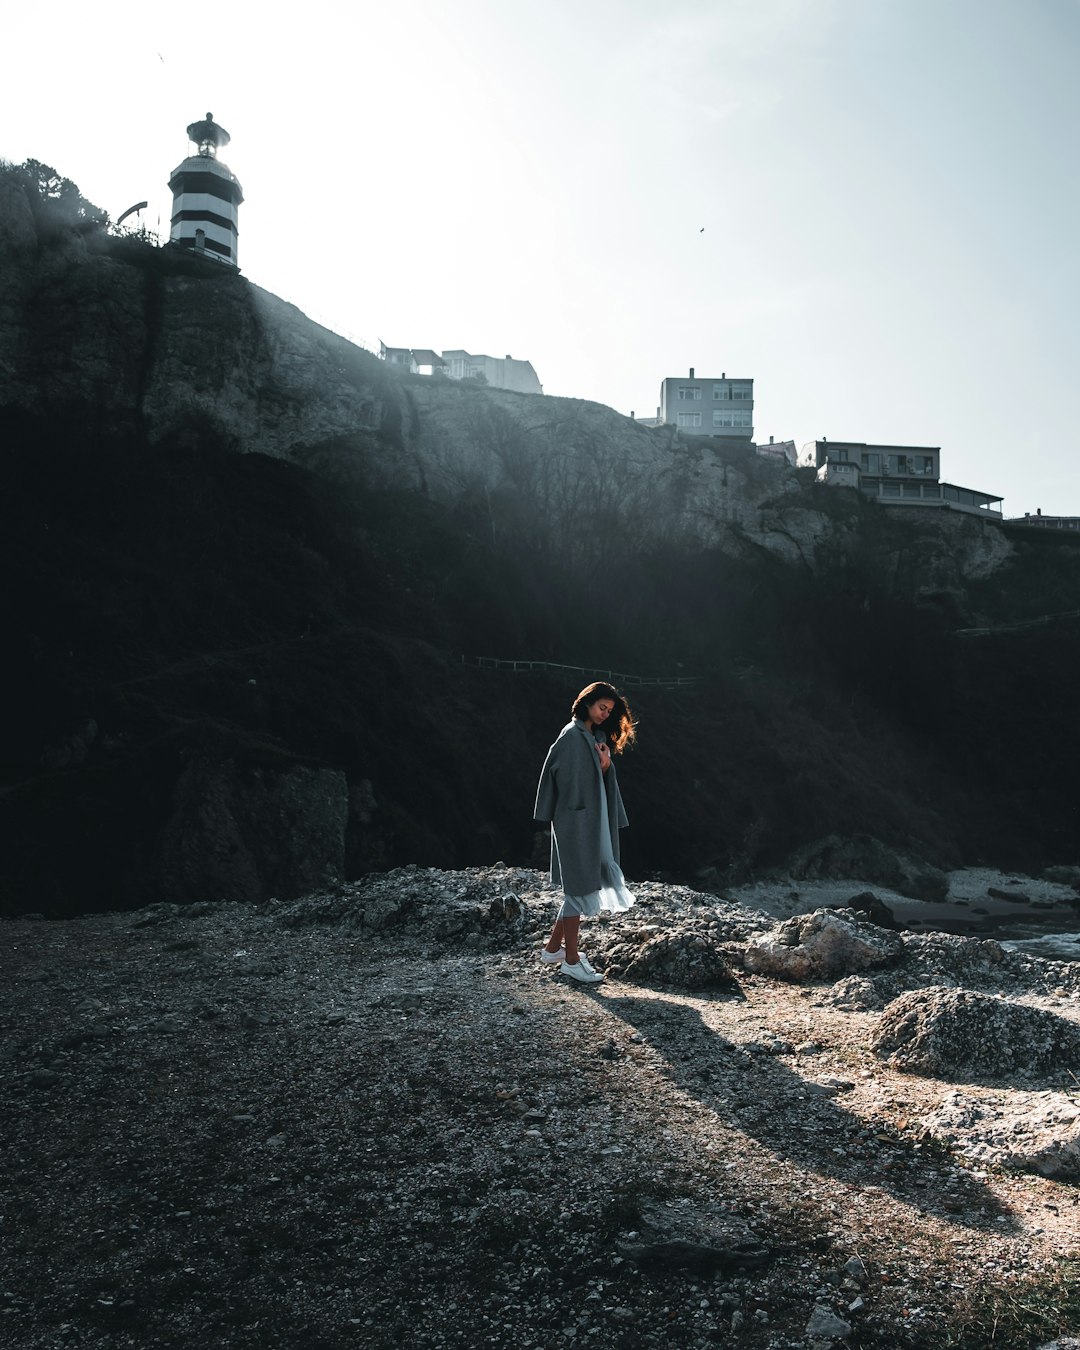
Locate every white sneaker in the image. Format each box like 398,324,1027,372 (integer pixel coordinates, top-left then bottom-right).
540,946,566,965
562,959,604,984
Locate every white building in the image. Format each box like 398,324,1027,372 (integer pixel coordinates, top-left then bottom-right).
378,345,542,393
167,113,243,266
659,369,754,440
801,440,1003,518
441,350,542,394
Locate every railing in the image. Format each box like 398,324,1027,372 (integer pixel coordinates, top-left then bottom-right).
954,607,1080,637
460,655,702,688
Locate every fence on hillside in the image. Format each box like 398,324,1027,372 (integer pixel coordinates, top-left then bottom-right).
953,607,1080,638
460,655,702,688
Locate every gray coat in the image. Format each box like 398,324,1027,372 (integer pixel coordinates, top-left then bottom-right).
533,720,629,895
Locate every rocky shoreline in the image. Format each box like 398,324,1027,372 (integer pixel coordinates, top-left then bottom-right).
3,864,1080,1348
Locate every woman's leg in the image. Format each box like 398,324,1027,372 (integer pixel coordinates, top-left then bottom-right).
545,917,566,954
546,914,584,962
562,916,581,964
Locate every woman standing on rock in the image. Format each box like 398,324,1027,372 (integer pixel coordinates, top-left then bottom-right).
534,681,636,983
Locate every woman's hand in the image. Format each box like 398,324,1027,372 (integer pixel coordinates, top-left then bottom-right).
597,742,611,774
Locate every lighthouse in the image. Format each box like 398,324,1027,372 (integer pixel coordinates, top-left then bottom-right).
168,113,243,266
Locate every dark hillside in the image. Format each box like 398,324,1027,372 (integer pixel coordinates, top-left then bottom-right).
3,403,1079,918
2,161,1079,915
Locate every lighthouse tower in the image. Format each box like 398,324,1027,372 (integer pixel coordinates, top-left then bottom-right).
168,113,243,266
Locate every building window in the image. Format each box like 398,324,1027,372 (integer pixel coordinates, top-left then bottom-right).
861,452,880,473
678,412,702,428
920,456,935,475
732,384,752,400
713,410,752,428
887,454,912,475
712,385,729,400
678,386,702,400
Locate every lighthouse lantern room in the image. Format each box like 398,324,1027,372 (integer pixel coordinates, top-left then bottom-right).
168,113,243,265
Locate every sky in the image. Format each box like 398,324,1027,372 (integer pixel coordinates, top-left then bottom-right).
4,0,1079,517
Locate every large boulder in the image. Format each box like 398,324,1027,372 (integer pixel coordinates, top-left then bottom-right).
786,834,949,902
872,987,1080,1080
921,1090,1080,1181
157,753,348,903
601,925,739,990
743,909,903,982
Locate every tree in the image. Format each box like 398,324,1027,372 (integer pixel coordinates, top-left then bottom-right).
15,158,109,231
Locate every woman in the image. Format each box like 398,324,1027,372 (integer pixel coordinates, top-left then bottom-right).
533,680,636,983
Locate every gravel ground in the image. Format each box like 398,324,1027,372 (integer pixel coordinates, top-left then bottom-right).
3,866,1080,1349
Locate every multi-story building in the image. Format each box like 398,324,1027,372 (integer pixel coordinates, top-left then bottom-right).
659,369,754,440
800,440,1003,518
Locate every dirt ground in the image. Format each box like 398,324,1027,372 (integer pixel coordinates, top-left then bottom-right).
3,867,1079,1349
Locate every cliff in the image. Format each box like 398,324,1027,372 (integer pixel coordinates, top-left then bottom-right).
0,166,1012,597
3,164,1080,917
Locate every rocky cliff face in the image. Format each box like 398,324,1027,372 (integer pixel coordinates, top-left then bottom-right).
5,168,1078,918
0,174,1012,601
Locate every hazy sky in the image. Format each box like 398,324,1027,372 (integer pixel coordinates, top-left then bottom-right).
5,0,1079,516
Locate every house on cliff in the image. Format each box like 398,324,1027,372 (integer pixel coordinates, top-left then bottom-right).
378,344,542,393
800,440,1004,519
1006,510,1080,533
441,350,542,394
658,368,754,442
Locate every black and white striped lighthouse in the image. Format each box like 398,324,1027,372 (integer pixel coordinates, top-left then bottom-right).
168,113,243,266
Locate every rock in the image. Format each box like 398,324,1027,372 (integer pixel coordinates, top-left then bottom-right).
842,1256,868,1283
805,1304,852,1339
921,1091,1080,1180
743,909,903,982
601,927,738,991
158,751,349,905
988,886,1029,902
787,835,948,902
871,987,1080,1080
617,1200,770,1274
838,891,900,929
58,1026,112,1049
824,975,886,1011
486,893,522,924
27,1069,61,1089
1041,865,1080,890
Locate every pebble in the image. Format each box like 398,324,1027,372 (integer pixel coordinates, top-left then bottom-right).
806,1305,852,1339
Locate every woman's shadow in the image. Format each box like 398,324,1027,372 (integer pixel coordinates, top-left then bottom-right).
596,987,1019,1234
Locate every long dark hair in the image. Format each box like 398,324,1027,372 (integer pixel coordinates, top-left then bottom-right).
571,681,637,754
